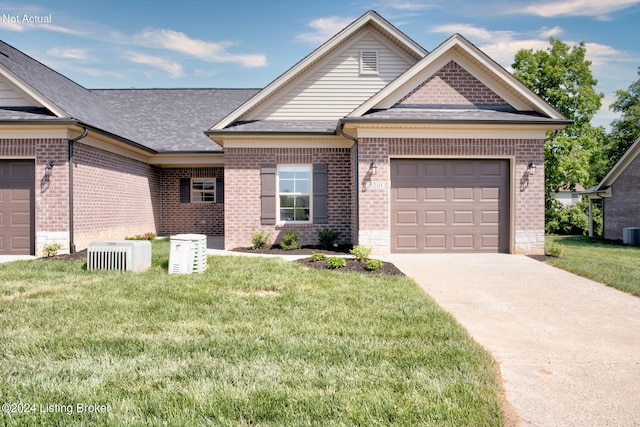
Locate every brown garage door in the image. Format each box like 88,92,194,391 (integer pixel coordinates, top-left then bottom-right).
391,159,509,253
0,160,34,255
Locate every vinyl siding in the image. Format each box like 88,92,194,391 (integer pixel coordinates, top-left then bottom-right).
249,29,417,121
0,77,39,107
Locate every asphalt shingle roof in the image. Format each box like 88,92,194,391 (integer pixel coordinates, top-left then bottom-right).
92,89,259,152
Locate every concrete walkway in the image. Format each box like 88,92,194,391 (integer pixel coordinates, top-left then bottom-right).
384,253,640,427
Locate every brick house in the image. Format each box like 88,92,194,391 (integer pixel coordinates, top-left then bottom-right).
584,137,640,240
0,11,569,256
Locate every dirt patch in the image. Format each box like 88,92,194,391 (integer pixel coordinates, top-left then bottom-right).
40,249,87,261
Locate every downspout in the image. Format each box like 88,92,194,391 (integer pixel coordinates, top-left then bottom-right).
337,121,359,244
68,127,88,254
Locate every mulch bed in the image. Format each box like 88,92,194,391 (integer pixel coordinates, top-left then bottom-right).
40,249,87,261
232,245,405,276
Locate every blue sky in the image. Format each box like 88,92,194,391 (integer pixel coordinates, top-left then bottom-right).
0,0,638,128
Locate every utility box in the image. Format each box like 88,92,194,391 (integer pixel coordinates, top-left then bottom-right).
169,234,207,274
87,240,152,272
623,227,640,245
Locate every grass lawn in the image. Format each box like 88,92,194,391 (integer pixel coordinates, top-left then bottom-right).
546,235,640,297
0,239,505,426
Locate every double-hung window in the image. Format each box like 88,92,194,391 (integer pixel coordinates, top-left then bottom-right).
191,178,216,203
278,165,311,222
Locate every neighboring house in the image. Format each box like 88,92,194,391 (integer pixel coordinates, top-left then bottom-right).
0,11,570,257
553,184,585,206
584,137,640,240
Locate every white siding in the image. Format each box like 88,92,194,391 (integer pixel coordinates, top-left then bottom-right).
0,76,40,107
249,28,417,121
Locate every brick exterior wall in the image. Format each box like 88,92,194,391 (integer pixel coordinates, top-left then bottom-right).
399,61,508,106
358,137,545,254
223,146,353,249
603,153,640,241
161,167,224,236
71,143,162,250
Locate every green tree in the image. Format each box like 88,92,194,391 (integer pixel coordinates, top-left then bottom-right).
512,38,606,234
608,67,640,165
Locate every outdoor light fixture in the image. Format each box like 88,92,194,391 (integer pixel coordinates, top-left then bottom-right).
528,161,536,175
370,161,378,175
44,161,54,177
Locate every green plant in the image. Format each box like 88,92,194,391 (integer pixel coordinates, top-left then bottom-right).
326,256,347,269
317,228,341,249
42,243,62,257
279,231,302,250
350,245,372,262
366,259,383,271
310,253,327,262
251,229,272,250
548,242,565,258
126,232,157,240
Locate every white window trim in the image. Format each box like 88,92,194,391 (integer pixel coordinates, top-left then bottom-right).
191,178,216,203
276,164,313,224
360,50,379,75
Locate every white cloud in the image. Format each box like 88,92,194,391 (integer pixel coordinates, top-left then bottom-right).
131,29,267,68
516,0,640,19
296,16,356,44
121,52,184,78
538,26,563,38
431,24,516,42
47,47,92,60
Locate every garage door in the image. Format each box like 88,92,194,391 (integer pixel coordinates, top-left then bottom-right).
391,159,509,253
0,160,34,255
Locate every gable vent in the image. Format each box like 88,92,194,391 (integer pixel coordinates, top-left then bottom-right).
360,50,379,74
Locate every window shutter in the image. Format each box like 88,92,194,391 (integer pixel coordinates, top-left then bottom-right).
260,163,277,225
313,163,328,224
179,178,191,203
216,177,224,204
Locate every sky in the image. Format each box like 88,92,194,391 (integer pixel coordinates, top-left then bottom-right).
0,0,638,129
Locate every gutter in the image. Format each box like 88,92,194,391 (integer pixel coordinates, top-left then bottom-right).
68,127,88,254
336,121,359,245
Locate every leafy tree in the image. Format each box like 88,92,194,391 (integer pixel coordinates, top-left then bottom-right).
608,67,640,165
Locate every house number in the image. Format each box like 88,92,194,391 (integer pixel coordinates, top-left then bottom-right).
365,182,386,190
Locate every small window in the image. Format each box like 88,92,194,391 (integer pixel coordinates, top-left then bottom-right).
191,178,216,203
278,165,311,222
360,50,378,74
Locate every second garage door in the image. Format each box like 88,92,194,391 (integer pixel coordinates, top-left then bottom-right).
0,160,35,255
391,159,509,253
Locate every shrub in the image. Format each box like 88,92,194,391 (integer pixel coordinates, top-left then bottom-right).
251,229,272,250
42,243,62,257
126,232,156,240
310,253,327,262
545,198,593,235
326,257,347,269
350,245,372,262
548,242,565,258
279,231,302,251
317,228,341,249
366,259,383,271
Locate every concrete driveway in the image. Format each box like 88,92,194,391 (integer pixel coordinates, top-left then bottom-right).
385,253,640,427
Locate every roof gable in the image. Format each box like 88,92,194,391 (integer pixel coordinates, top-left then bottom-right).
350,34,567,120
209,10,426,130
595,137,640,190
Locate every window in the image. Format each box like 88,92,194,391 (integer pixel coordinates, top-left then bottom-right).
360,50,379,74
191,178,216,203
278,165,311,222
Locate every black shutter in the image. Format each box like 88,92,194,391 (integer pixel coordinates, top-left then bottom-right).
216,177,224,204
179,178,191,203
261,164,277,225
313,163,328,224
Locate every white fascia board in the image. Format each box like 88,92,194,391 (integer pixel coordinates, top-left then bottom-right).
353,125,550,140
0,63,67,117
148,153,224,167
210,11,427,131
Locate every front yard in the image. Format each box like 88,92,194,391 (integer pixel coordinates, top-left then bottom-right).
0,239,505,426
545,235,640,297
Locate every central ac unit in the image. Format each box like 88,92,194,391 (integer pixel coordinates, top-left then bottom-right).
87,240,152,272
